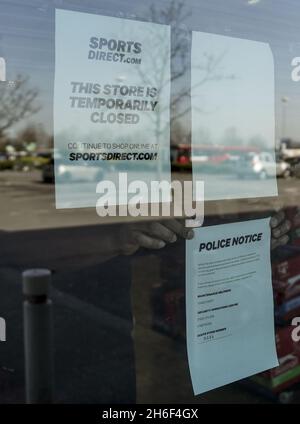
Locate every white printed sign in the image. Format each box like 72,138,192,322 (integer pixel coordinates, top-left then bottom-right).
54,9,171,208
186,218,278,394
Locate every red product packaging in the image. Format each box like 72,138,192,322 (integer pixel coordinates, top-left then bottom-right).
285,207,300,230
284,207,300,247
252,326,300,392
272,256,300,302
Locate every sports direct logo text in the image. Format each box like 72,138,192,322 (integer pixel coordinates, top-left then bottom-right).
88,37,142,64
95,173,204,228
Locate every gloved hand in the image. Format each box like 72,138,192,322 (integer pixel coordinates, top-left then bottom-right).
118,210,290,255
119,219,194,255
270,210,291,250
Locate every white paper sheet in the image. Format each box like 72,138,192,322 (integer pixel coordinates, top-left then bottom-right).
186,218,278,395
191,31,278,201
54,9,171,208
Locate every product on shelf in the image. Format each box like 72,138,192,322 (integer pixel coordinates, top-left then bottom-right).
251,325,300,393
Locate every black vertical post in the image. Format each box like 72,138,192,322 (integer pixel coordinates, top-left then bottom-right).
22,269,54,404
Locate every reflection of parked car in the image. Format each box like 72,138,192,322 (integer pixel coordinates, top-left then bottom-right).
42,158,55,183
171,144,259,171
276,156,292,178
56,162,104,183
236,152,291,179
42,158,104,183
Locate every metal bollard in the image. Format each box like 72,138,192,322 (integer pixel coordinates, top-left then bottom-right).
22,269,54,404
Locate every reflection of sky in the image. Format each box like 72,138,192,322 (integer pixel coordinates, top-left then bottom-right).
1,0,300,139
192,32,274,145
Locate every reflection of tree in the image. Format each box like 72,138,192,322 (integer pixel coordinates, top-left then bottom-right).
247,134,267,150
221,129,268,150
148,1,191,129
0,76,40,141
195,127,213,146
221,127,243,147
15,124,51,150
138,1,233,144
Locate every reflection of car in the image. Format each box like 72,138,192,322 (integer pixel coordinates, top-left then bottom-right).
276,156,292,178
42,158,104,183
236,152,291,179
171,144,260,171
42,158,54,183
56,162,104,183
171,145,190,170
